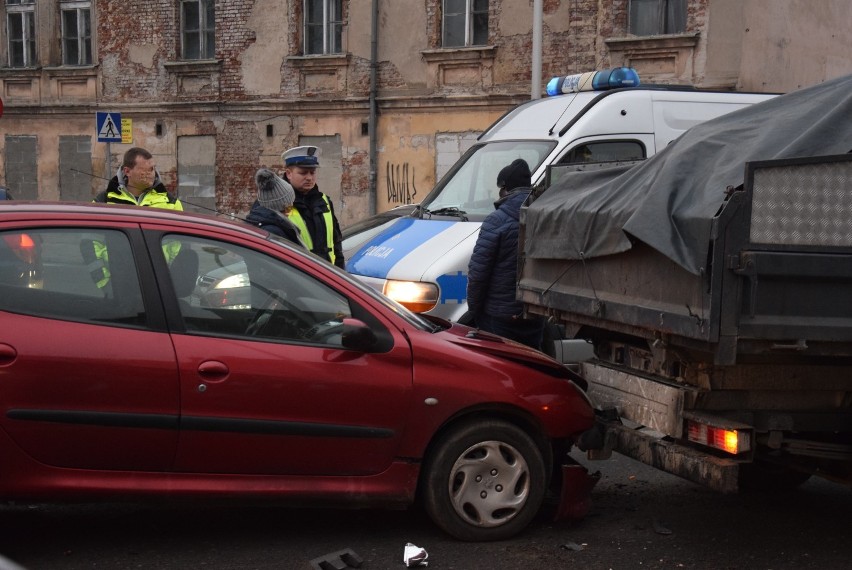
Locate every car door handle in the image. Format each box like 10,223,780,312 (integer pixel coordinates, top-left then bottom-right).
0,343,17,365
197,360,229,380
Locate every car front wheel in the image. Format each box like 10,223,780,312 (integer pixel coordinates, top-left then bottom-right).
421,420,547,541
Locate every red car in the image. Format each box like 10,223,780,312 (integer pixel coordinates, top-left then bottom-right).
0,202,599,541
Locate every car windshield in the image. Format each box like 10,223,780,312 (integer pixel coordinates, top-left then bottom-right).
419,140,556,221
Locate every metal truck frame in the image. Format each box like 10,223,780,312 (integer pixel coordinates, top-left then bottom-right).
520,154,852,491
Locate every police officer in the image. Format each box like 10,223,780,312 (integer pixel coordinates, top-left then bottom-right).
282,146,345,268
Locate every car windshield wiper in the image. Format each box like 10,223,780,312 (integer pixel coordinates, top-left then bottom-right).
421,206,469,221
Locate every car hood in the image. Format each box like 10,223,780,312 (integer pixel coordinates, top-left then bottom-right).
425,317,585,387
345,218,481,281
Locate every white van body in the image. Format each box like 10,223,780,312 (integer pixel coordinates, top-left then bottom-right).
346,86,776,322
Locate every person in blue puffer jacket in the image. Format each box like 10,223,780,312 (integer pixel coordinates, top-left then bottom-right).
466,158,545,350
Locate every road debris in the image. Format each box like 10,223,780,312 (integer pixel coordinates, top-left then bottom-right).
403,543,429,567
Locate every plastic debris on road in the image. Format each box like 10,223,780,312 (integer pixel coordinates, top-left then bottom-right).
403,542,429,567
560,542,586,551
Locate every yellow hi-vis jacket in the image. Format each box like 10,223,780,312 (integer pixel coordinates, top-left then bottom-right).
91,184,183,287
288,195,337,266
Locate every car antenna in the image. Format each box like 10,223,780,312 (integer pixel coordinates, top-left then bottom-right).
70,168,251,223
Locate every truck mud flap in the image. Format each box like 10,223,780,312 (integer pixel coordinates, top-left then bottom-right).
612,420,740,493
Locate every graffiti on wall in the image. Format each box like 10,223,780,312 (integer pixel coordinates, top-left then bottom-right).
386,162,418,205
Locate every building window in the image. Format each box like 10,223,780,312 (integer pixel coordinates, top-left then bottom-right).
304,0,343,55
5,0,36,67
629,0,687,36
60,2,92,66
181,0,215,60
442,0,488,47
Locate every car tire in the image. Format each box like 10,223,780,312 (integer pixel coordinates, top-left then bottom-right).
421,419,547,541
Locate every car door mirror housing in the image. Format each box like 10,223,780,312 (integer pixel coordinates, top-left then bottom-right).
341,318,378,352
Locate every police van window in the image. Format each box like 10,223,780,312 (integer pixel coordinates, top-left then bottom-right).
560,141,646,165
423,140,555,219
0,228,146,327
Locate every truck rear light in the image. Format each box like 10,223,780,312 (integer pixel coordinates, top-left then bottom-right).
687,420,751,455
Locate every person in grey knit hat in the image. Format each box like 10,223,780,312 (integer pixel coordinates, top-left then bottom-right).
245,168,306,248
258,168,295,211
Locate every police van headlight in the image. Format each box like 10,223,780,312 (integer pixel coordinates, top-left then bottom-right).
383,280,439,313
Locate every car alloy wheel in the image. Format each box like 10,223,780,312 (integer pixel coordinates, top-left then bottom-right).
422,419,547,541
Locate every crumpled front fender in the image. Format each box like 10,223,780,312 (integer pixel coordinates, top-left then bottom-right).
552,457,601,521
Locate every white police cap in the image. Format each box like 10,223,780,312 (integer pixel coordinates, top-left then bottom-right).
282,145,321,167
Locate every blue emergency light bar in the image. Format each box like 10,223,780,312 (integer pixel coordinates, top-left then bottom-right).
546,67,640,96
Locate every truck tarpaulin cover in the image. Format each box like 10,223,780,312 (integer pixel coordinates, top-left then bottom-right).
524,74,852,275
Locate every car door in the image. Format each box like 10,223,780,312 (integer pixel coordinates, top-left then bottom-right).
150,232,414,476
0,225,180,471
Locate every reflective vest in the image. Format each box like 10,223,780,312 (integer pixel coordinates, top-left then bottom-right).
91,186,183,287
288,195,336,265
96,185,184,211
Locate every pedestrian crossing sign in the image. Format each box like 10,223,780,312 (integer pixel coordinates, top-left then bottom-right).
96,112,122,142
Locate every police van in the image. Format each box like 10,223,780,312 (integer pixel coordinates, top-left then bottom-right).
345,69,775,327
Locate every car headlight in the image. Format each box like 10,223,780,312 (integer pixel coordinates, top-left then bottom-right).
215,273,250,289
383,280,438,313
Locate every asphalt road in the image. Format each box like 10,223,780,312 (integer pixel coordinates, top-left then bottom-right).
0,452,849,569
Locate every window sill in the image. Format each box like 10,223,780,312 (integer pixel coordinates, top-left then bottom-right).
42,65,98,75
286,53,350,68
605,32,699,51
421,45,496,64
164,59,222,74
0,66,41,77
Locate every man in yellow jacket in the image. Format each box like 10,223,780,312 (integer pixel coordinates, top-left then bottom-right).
94,147,183,210
90,147,182,287
282,146,345,269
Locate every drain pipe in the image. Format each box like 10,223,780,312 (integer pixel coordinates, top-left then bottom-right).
532,0,542,99
368,0,379,216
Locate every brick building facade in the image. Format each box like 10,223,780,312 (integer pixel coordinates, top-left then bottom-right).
0,0,850,226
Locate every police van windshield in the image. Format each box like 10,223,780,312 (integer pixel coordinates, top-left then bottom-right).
420,140,556,221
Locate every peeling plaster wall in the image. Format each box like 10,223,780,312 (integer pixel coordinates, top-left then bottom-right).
737,0,852,92
378,2,429,87
348,0,374,59
375,109,506,213
701,0,744,88
242,0,290,95
2,0,850,227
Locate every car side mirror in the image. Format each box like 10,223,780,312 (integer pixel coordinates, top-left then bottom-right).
341,318,378,352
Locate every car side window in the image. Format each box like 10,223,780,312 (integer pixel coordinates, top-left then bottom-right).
164,236,353,347
0,228,146,326
560,140,646,164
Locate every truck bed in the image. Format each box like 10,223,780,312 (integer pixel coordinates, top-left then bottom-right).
520,154,852,367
